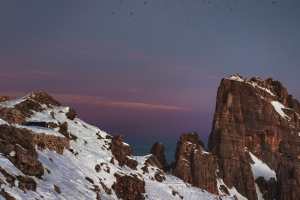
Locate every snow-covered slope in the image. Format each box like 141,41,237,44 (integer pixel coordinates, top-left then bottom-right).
0,92,233,200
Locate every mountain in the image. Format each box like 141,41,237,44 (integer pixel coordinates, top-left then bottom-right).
0,92,229,199
1,73,299,200
171,74,300,200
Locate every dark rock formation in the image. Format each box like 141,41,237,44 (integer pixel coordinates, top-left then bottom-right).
54,185,61,194
172,132,218,194
16,175,37,191
150,142,171,171
65,107,76,120
112,173,146,200
33,132,70,154
58,121,70,138
0,125,44,177
110,133,138,170
154,171,165,182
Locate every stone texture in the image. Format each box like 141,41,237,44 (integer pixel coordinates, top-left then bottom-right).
150,142,171,171
0,125,44,178
112,173,146,200
32,132,70,154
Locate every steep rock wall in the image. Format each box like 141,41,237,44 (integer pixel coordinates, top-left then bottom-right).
209,74,300,199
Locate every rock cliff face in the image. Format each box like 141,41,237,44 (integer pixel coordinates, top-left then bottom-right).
172,74,300,199
172,132,218,195
209,74,300,200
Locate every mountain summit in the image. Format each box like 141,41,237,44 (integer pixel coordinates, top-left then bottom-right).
171,74,300,200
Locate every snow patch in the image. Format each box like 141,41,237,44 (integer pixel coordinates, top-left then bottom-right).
249,151,276,181
216,177,247,200
9,151,15,157
201,151,210,155
271,101,290,119
228,75,244,82
227,75,275,96
0,118,9,125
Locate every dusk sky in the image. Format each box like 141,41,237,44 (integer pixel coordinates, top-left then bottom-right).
1,1,300,157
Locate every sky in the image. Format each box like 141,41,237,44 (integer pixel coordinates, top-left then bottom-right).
1,0,300,160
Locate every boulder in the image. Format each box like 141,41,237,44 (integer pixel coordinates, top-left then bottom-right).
112,173,146,200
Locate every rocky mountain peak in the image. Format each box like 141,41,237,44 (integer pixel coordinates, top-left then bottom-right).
27,91,61,107
170,74,300,199
222,74,299,199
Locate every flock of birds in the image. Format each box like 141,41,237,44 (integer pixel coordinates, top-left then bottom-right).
110,0,277,22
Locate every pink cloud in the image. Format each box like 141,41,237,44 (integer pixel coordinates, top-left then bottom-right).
108,101,190,111
51,93,190,112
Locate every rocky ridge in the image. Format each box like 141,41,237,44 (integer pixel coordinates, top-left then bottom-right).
0,92,228,200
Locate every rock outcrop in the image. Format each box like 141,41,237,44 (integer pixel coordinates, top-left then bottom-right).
0,125,44,178
33,132,70,154
172,132,218,195
65,107,76,120
111,133,138,170
112,173,146,200
150,142,171,171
